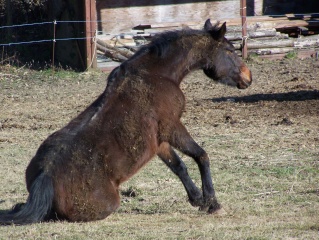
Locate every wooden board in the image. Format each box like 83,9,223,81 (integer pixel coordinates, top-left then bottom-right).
96,0,239,34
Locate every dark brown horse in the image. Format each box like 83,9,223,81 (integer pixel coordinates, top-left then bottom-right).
0,19,252,224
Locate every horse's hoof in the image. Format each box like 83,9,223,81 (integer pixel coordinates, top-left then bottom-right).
199,198,221,213
208,206,227,216
199,205,209,212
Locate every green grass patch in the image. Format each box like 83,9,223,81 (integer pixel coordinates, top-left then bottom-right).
285,50,298,59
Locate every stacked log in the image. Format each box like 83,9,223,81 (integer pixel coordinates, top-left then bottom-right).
225,14,319,59
97,14,319,61
96,39,135,62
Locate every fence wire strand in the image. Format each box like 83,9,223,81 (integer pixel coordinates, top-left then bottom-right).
0,20,99,47
0,21,53,29
0,19,264,48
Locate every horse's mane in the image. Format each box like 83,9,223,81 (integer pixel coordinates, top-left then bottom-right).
140,31,186,57
132,28,214,60
132,22,223,60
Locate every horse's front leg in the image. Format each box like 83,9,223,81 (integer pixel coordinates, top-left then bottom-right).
157,142,203,207
167,121,221,213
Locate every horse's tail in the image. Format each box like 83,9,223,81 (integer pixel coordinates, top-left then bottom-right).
0,172,54,225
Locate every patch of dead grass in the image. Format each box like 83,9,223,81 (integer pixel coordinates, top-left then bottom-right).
0,59,319,239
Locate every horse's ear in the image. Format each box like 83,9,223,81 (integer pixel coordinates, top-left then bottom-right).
218,22,227,38
204,20,227,41
211,22,227,41
204,19,214,32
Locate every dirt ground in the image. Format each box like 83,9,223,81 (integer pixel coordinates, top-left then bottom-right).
0,56,318,239
182,57,319,160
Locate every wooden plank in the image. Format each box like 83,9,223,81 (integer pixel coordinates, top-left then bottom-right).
295,38,319,48
276,20,319,29
85,0,97,69
97,39,134,58
102,38,136,47
232,39,295,50
257,49,319,60
97,1,239,34
150,21,201,28
128,17,319,35
97,15,319,38
226,29,277,41
254,0,263,16
249,47,294,55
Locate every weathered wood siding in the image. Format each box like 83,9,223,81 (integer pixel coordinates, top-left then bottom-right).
96,0,239,34
96,0,319,35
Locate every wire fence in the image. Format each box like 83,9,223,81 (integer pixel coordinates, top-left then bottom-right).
0,18,291,48
1,17,318,67
0,20,101,70
0,20,100,47
0,19,249,47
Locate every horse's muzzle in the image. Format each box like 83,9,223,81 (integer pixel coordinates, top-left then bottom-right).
238,66,252,89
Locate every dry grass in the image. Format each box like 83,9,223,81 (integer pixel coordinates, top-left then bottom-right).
0,59,319,239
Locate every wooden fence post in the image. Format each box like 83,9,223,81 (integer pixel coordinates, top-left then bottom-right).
85,0,97,69
240,0,248,59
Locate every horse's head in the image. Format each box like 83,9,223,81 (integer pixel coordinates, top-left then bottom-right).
203,19,252,89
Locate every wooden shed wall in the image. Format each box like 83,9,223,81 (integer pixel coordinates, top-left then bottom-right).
96,0,239,34
96,0,319,35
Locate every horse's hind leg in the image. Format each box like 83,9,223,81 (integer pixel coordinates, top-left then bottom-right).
166,121,221,213
157,142,203,207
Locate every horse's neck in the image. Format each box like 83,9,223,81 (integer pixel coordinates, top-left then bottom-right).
141,35,210,84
